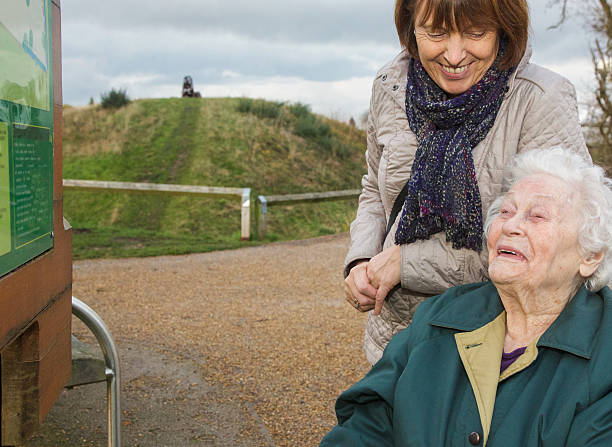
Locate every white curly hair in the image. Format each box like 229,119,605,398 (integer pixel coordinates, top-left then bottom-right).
484,147,612,291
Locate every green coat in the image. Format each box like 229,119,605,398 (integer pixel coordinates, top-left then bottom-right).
321,282,612,446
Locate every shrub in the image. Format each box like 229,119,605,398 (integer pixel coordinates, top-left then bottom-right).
293,114,331,140
287,102,311,119
237,97,253,114
236,98,283,120
100,88,130,109
293,113,354,159
251,99,283,119
236,98,352,158
331,141,352,159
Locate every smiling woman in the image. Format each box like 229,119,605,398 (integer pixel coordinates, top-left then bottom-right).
413,12,500,96
323,148,612,446
407,0,526,96
414,24,499,96
487,175,585,297
342,0,593,365
485,147,612,294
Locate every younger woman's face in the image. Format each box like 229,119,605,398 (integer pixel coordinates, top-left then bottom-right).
413,5,499,96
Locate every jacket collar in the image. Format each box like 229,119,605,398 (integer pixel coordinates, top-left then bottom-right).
538,286,604,359
508,40,532,90
429,282,504,331
377,51,410,110
429,282,606,360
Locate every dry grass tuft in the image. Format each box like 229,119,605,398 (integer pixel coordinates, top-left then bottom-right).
63,102,143,156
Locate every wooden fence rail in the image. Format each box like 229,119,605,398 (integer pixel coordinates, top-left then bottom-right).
256,189,361,238
63,179,252,240
63,180,362,241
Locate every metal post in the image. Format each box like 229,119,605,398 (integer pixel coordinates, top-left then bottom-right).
72,297,121,447
241,188,251,240
258,195,267,238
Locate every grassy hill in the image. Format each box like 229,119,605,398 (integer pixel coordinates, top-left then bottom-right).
62,97,366,259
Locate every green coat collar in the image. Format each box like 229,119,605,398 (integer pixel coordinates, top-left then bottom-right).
428,281,605,360
538,286,603,359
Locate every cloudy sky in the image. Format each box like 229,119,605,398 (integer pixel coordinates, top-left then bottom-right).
61,0,593,122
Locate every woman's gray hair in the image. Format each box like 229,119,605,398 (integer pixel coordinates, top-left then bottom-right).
484,147,612,291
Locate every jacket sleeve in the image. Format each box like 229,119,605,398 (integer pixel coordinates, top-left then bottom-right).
517,73,591,161
565,390,612,446
319,400,394,447
319,328,413,446
344,80,387,275
397,232,489,294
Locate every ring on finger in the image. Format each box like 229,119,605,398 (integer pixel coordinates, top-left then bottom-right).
353,299,360,310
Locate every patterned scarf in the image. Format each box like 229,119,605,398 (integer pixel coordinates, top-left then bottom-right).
394,43,514,251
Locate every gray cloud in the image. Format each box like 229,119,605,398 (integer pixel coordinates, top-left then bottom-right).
64,24,393,81
62,0,398,45
60,0,594,118
61,1,400,108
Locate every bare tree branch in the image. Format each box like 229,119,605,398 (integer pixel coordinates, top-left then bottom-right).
547,0,569,29
552,0,612,162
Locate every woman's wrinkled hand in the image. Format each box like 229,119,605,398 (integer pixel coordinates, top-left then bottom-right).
344,260,377,313
367,245,401,315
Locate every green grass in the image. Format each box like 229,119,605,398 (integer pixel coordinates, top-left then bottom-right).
63,97,365,259
70,226,263,260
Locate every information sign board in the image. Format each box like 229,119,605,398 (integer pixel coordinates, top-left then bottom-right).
0,0,53,277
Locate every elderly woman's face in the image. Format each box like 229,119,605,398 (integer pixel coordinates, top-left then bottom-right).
414,6,499,96
487,174,586,292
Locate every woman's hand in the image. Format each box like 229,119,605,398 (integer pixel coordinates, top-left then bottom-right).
344,261,377,313
367,245,401,315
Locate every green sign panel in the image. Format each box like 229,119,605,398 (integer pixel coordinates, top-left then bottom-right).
0,0,53,277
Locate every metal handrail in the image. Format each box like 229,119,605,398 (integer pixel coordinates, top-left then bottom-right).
72,296,121,447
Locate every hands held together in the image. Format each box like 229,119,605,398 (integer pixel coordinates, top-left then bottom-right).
344,244,401,316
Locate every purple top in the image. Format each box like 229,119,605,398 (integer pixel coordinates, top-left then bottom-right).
500,347,527,373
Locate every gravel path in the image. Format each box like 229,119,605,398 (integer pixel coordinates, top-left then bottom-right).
26,233,371,446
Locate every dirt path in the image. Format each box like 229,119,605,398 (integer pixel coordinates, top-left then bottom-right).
26,233,371,446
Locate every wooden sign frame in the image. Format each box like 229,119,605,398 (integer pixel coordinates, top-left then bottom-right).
0,1,72,444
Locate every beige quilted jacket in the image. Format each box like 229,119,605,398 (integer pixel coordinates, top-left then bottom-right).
346,46,591,365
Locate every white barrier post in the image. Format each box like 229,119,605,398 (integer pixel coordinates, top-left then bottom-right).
241,188,251,240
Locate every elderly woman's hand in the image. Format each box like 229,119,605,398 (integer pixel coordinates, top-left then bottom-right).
345,261,377,313
367,245,401,315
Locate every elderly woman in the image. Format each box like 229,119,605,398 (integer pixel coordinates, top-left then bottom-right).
345,0,592,364
323,148,612,446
